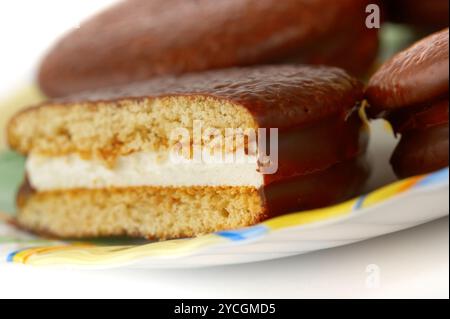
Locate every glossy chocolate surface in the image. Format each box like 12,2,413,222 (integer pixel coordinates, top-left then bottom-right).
38,0,378,97
262,156,369,216
367,28,449,114
391,123,449,179
280,19,379,78
267,110,368,184
387,100,449,179
367,29,449,178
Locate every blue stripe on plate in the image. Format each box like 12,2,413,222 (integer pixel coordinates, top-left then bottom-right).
216,225,269,241
6,250,20,262
417,168,449,187
353,195,367,211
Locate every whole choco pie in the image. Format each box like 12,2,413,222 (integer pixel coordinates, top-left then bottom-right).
9,65,369,239
38,0,378,97
367,28,449,178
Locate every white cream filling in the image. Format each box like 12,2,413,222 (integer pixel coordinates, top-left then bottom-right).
26,152,264,191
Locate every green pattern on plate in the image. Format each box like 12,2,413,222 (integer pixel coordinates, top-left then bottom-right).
0,151,25,214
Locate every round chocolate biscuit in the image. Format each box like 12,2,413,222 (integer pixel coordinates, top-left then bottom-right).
38,0,378,97
367,28,449,115
367,29,449,178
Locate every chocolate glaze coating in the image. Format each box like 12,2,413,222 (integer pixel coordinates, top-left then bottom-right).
268,111,368,184
46,65,365,130
367,29,449,178
391,123,449,179
388,99,449,178
367,28,449,115
38,0,378,97
263,156,369,216
287,24,379,79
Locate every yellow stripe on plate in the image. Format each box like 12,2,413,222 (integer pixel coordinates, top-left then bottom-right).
361,175,423,209
264,200,356,230
20,234,225,266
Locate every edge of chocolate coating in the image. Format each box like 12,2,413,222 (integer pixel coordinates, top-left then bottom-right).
387,99,449,134
17,65,365,130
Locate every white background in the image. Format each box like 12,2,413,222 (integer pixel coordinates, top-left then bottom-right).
0,0,448,299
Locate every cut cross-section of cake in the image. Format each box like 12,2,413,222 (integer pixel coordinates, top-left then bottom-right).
8,65,370,239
